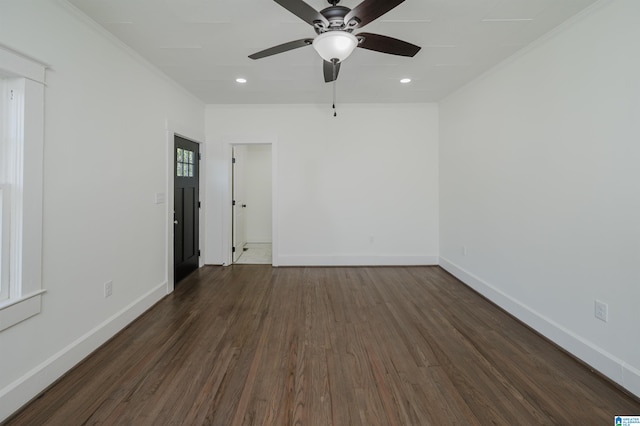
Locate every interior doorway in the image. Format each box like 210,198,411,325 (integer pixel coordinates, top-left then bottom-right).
231,144,272,264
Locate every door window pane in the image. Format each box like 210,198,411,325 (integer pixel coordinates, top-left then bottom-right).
176,148,196,177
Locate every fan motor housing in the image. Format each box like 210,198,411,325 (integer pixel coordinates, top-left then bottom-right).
318,6,351,31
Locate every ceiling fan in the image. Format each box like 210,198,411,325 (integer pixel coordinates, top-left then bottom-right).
248,0,421,83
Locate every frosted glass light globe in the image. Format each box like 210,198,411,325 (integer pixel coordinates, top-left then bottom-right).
313,31,358,63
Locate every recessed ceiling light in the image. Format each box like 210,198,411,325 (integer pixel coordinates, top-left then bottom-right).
400,78,412,84
236,78,247,83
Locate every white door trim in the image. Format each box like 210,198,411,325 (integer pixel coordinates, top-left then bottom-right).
222,136,278,266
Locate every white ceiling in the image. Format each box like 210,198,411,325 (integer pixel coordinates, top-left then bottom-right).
67,0,597,104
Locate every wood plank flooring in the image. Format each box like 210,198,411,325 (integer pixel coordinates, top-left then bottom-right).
5,266,640,425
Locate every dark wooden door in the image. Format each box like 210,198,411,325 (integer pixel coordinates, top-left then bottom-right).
174,136,200,284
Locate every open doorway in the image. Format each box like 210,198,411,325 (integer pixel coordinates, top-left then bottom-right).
232,144,272,264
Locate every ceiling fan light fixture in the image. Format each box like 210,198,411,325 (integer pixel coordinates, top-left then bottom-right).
312,31,358,63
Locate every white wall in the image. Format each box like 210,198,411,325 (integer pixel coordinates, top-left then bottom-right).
244,144,272,244
439,0,640,397
205,103,439,266
0,1,204,420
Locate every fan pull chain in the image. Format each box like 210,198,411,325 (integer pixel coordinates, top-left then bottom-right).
332,60,338,117
333,80,337,117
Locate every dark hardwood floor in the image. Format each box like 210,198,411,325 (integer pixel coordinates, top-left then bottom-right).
5,266,639,425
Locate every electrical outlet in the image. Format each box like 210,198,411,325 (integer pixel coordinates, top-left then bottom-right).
594,300,608,322
104,281,113,298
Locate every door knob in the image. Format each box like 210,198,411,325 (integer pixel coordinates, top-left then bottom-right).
174,220,179,224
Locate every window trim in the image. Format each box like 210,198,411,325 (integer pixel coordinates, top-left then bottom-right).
0,185,9,301
0,44,46,331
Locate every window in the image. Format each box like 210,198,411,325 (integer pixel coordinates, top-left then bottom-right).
0,45,46,331
0,77,6,301
177,148,195,177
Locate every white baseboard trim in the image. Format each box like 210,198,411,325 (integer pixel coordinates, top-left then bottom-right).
0,281,167,422
439,257,640,398
277,255,439,266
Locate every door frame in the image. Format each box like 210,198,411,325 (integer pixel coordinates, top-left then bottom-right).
231,146,245,264
165,123,205,293
222,137,278,266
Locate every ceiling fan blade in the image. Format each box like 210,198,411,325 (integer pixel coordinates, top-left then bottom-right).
248,38,313,59
344,0,405,28
323,60,341,82
357,32,421,57
273,0,329,27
